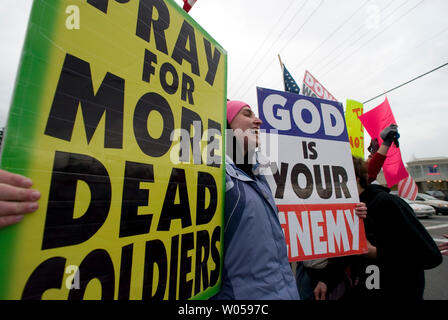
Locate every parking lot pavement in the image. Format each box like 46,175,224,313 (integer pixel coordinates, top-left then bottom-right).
421,215,448,241
421,215,448,300
424,256,448,300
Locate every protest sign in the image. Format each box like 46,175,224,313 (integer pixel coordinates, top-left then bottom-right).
302,70,337,102
257,87,367,262
346,99,365,159
0,0,226,300
359,98,408,187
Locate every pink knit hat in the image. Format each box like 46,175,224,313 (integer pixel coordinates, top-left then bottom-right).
227,100,250,124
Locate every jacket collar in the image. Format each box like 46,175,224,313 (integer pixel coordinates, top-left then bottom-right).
226,154,280,214
225,154,253,182
225,151,273,179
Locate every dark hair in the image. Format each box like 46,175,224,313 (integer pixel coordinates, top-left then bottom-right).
352,156,368,189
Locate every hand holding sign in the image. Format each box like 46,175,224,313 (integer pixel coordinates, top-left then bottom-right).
354,202,367,219
380,124,399,147
0,170,40,229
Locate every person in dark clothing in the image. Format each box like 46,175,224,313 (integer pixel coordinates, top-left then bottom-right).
310,124,399,300
314,156,443,300
350,156,443,300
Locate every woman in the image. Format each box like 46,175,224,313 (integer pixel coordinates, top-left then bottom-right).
214,100,369,300
212,100,300,299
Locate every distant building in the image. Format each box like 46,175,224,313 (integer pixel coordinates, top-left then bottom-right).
407,157,448,192
370,156,448,192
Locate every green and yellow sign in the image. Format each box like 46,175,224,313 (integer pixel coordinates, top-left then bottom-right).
0,0,226,300
345,99,364,159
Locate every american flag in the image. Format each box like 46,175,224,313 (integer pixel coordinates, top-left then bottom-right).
398,174,418,200
183,0,197,12
282,64,300,94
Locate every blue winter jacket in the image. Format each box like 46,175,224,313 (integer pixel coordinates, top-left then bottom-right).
212,156,300,300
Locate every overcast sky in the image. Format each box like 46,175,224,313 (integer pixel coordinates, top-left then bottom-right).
1,0,447,163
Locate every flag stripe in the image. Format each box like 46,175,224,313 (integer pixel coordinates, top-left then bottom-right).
183,0,197,12
398,175,418,200
399,176,409,189
409,181,417,198
406,181,415,198
400,176,411,194
403,177,413,196
411,185,418,200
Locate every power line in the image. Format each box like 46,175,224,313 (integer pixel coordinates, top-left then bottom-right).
291,0,371,73
348,24,448,94
362,61,448,104
235,0,326,98
233,0,311,95
231,0,309,92
228,0,296,92
306,0,396,74
277,0,326,55
315,0,409,75
320,0,426,77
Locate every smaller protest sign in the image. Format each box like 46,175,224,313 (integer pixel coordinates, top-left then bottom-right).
346,99,365,159
302,70,337,102
359,98,408,187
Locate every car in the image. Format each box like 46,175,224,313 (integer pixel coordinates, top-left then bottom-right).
401,197,435,218
388,191,436,218
413,193,448,215
425,190,448,201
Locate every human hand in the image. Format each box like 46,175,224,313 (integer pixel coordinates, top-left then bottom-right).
367,138,379,156
380,124,399,147
0,169,40,229
364,239,377,259
314,281,327,300
438,234,448,256
355,202,367,219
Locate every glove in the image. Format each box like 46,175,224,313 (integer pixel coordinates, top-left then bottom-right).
367,138,379,155
380,124,399,147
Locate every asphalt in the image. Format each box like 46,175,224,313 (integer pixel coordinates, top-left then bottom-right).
421,215,448,300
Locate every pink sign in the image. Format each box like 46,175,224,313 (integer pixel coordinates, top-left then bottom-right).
358,98,408,187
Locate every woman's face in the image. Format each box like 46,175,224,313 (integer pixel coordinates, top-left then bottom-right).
230,106,262,152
